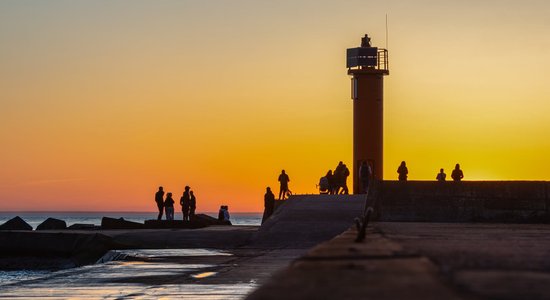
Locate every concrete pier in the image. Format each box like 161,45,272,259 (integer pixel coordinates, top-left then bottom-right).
0,195,366,299
3,187,550,299
378,181,550,222
250,194,365,248
247,221,550,300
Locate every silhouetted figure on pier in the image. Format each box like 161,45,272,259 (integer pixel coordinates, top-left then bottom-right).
218,205,226,221
451,164,464,182
436,168,446,182
155,186,165,220
180,186,190,221
334,161,345,194
318,170,332,194
189,191,196,219
218,205,230,221
397,161,408,181
164,192,175,220
223,205,230,221
278,170,290,200
326,170,334,194
339,164,350,194
262,187,276,224
359,161,372,194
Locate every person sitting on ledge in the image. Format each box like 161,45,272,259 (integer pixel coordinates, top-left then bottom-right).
451,163,464,182
397,161,408,181
218,205,225,221
223,205,230,222
436,168,446,182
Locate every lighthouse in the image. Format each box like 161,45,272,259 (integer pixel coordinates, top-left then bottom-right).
347,34,389,193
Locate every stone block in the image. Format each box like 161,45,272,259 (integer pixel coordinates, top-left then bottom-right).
0,216,33,231
101,217,143,230
67,223,99,230
193,214,232,226
36,218,67,230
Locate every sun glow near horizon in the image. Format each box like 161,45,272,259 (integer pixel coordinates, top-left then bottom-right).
1,0,550,212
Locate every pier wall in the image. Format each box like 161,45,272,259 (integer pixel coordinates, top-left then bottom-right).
252,194,365,248
378,181,550,223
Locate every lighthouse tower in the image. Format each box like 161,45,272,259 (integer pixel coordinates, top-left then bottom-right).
347,34,389,193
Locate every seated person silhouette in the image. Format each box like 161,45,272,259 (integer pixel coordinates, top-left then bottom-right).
436,168,446,182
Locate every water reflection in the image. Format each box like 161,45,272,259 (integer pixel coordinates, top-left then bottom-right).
191,271,218,279
0,249,256,299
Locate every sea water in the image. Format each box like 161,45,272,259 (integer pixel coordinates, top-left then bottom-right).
0,211,262,228
0,249,258,298
0,212,262,288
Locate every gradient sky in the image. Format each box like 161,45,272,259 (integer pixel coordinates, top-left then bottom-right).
1,0,549,212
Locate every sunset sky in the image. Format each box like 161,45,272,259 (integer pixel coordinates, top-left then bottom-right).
1,1,549,212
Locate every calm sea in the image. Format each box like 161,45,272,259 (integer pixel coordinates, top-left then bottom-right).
0,211,262,228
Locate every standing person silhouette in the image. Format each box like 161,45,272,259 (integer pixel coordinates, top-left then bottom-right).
180,186,190,221
333,161,344,194
164,192,175,221
340,163,350,195
155,186,165,220
278,170,290,200
451,164,464,182
189,191,197,219
436,168,446,182
262,187,275,224
397,161,408,181
359,161,372,194
325,170,334,194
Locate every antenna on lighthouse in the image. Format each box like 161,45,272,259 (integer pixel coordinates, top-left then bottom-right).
385,14,389,50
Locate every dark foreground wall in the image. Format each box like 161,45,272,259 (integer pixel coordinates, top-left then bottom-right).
378,181,550,223
0,232,122,269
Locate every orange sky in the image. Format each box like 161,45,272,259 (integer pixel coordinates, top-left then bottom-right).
1,1,549,212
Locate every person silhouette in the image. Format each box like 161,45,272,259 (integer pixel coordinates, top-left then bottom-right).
218,205,226,221
333,161,345,194
155,186,165,220
325,170,334,194
262,187,276,224
339,164,350,195
278,170,290,200
223,205,230,221
218,205,225,221
397,161,408,181
359,161,372,194
164,192,175,221
451,164,464,182
180,186,190,221
436,168,446,182
189,190,196,219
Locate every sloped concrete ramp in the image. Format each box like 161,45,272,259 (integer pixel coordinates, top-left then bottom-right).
250,194,365,248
